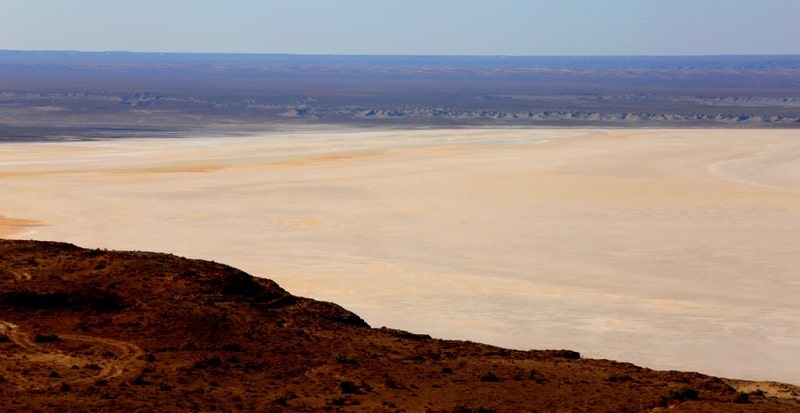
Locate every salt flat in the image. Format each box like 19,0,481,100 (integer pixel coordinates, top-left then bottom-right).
1,128,799,384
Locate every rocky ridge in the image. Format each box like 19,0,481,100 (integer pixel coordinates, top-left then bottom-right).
1,239,798,412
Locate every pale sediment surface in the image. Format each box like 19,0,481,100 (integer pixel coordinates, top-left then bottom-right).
1,128,799,384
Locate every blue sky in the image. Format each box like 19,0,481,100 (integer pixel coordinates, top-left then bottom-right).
2,0,799,55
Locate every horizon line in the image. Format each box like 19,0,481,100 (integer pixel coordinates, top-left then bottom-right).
2,49,799,59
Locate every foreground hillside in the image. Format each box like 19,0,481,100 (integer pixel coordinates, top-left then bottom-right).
0,239,797,412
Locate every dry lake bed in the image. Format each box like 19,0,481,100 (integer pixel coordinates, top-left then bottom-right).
2,128,799,384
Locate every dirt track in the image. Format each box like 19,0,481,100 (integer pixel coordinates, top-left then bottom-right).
0,319,144,389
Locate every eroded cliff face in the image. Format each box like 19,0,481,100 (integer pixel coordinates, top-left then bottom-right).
3,52,800,142
0,239,798,412
2,89,799,140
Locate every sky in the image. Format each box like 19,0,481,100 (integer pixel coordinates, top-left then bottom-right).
1,0,799,56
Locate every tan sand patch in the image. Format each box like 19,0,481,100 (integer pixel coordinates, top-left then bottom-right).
0,216,46,237
275,218,329,228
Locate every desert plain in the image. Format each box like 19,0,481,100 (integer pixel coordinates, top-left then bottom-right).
1,127,799,385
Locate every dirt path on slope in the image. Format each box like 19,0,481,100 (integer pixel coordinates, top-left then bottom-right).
0,320,145,389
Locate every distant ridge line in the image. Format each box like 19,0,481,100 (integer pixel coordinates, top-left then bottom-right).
2,49,800,70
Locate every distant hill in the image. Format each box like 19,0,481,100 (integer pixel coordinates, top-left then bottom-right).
1,51,799,140
3,50,800,70
1,239,798,412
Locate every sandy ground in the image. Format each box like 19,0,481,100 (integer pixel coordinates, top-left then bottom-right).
1,128,799,385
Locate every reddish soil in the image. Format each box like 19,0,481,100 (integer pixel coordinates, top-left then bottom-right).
0,239,797,412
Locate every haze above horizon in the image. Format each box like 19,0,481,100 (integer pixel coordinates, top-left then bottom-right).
2,0,799,56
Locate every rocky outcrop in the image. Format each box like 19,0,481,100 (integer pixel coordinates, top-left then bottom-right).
1,239,798,412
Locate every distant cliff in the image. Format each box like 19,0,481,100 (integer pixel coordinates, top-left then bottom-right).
1,52,799,140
